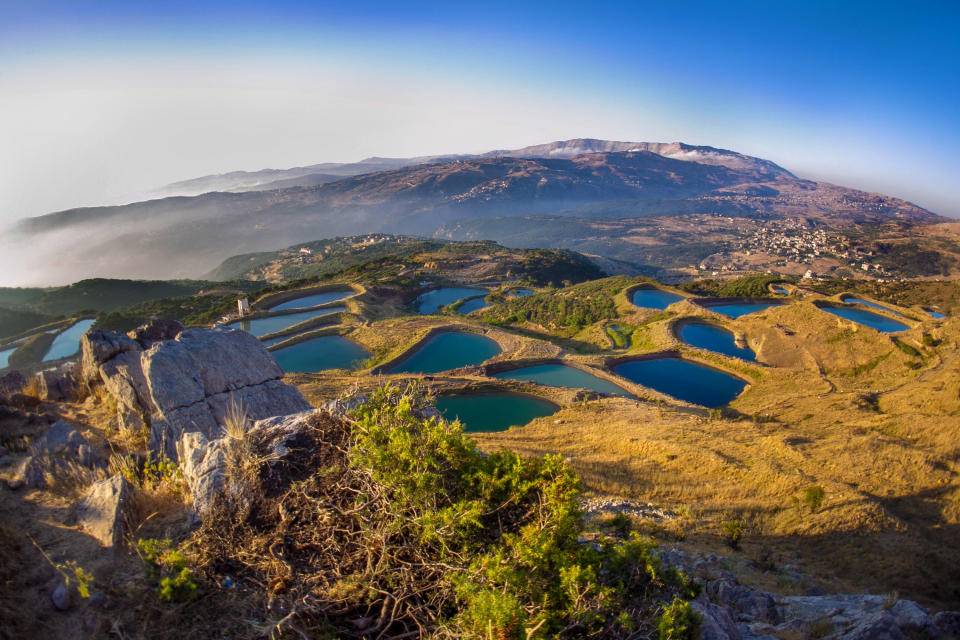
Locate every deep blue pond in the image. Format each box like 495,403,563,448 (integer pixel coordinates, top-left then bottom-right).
679,322,755,361
819,306,908,333
270,335,370,373
42,319,95,362
413,288,486,314
844,298,904,317
493,363,633,397
612,357,747,407
705,301,781,318
772,286,789,295
927,309,946,319
268,289,353,311
457,297,490,315
231,307,345,337
436,393,558,432
631,288,683,310
390,332,501,373
0,346,15,369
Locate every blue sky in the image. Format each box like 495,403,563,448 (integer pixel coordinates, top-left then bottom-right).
1,0,958,220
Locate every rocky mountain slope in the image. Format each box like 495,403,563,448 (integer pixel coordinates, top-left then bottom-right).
3,140,942,285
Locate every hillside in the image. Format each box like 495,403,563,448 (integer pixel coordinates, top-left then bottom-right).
2,140,943,285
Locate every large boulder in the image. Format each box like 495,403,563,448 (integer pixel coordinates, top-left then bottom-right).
89,322,311,458
73,474,132,547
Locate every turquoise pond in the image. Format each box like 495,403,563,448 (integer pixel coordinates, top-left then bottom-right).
42,319,96,362
0,346,15,369
231,307,346,337
819,306,908,333
492,363,632,397
704,301,781,318
389,332,501,374
631,288,683,310
612,357,746,408
413,288,486,314
678,322,755,361
456,297,490,315
268,290,353,311
270,336,370,373
435,393,558,432
844,298,904,317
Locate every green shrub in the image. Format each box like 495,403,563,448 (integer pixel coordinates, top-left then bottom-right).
136,538,197,602
803,485,826,512
721,519,744,549
656,598,701,640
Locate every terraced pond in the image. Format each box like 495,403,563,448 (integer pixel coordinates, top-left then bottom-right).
819,306,908,333
702,301,781,318
389,332,501,374
42,319,95,362
631,287,683,310
435,392,558,432
678,322,755,361
844,297,904,317
0,346,15,369
772,286,789,295
271,336,370,373
492,363,632,397
612,357,747,407
231,307,345,337
456,297,490,315
267,289,353,311
927,309,947,319
413,288,486,314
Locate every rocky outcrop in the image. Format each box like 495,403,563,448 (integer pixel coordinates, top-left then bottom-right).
0,370,27,402
35,365,77,402
656,548,957,640
177,409,321,521
10,420,100,488
83,321,311,458
73,474,132,547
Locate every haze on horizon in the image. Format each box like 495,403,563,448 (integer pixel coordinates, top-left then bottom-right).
1,0,958,227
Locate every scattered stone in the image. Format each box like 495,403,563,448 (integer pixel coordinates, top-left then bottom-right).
80,329,139,383
836,611,908,640
0,370,27,402
889,599,938,637
321,394,368,416
73,474,132,547
932,611,960,636
51,581,72,611
692,599,742,640
12,420,101,488
128,318,184,348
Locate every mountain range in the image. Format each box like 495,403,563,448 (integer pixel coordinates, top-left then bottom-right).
2,139,943,285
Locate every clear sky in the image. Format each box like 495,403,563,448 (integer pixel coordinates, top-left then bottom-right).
1,0,958,224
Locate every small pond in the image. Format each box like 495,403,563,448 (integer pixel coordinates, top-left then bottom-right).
0,346,15,369
927,309,946,319
232,307,346,337
702,301,781,318
457,297,490,315
631,287,683,310
678,322,755,361
612,357,746,407
42,319,96,362
771,286,789,295
819,306,908,333
507,288,535,298
844,298,904,318
268,289,353,311
413,288,486,314
389,332,501,374
435,392,558,432
493,363,633,397
271,335,370,373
